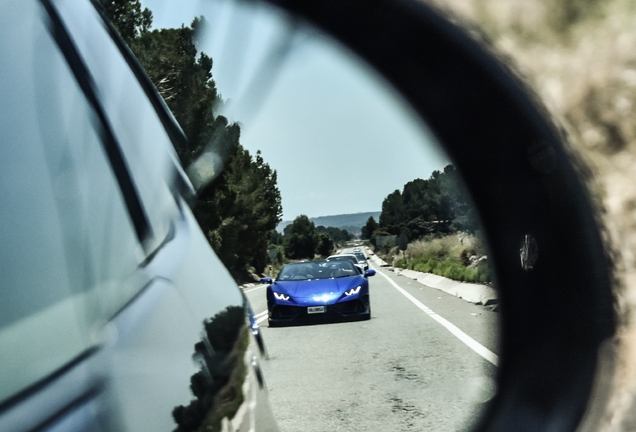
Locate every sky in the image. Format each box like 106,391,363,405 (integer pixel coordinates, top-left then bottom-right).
143,0,450,220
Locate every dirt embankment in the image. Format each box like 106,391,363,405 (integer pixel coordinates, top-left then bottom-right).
422,0,636,429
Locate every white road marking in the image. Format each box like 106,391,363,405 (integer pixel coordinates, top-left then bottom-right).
247,286,270,324
373,265,499,366
244,284,268,294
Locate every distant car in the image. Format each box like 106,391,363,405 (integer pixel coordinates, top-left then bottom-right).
263,260,375,326
327,254,365,272
352,252,370,270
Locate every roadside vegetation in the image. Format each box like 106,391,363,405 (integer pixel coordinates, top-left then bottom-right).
360,165,492,284
392,233,492,284
267,215,353,268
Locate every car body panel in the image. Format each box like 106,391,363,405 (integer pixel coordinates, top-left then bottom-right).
0,1,279,430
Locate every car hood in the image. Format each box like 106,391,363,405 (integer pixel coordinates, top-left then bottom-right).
273,277,363,300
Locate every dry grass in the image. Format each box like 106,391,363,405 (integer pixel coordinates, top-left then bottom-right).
405,233,486,260
391,233,491,283
419,0,636,429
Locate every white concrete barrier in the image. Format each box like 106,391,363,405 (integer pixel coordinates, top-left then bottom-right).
393,268,497,305
369,254,389,267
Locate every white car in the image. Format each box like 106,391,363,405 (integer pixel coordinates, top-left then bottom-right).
0,2,277,431
327,254,367,272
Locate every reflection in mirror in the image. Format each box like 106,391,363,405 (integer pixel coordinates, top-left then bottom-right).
126,0,499,430
173,305,250,431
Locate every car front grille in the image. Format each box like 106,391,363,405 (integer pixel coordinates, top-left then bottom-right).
271,305,303,319
270,295,369,321
331,298,368,314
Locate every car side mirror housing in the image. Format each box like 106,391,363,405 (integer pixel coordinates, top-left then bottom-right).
260,277,273,284
365,269,376,277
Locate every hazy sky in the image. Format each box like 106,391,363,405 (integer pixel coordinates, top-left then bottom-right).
143,0,450,220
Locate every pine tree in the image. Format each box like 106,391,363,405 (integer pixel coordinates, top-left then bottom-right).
102,0,283,276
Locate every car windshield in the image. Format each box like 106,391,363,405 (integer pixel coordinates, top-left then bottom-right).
354,253,366,261
328,255,356,263
277,260,359,281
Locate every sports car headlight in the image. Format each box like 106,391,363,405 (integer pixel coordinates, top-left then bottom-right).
273,292,290,301
344,286,362,296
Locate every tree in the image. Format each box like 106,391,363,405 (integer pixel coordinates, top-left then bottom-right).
128,20,224,166
377,164,479,241
439,165,479,233
361,216,378,240
102,2,283,276
283,215,319,259
100,0,152,46
403,178,434,220
379,190,405,235
269,229,284,246
194,147,282,273
398,231,408,252
315,225,352,245
316,233,334,257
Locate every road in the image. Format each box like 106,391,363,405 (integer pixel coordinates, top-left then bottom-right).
244,262,499,431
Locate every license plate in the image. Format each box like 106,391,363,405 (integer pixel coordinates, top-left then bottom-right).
307,306,325,314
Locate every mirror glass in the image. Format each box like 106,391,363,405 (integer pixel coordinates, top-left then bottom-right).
139,0,499,429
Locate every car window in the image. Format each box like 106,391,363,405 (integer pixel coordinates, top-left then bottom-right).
54,0,182,254
328,261,358,277
331,255,357,265
277,260,359,280
278,263,313,280
0,0,144,404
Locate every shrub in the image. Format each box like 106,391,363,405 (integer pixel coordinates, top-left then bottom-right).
380,238,398,254
413,262,427,272
443,262,465,280
394,258,408,268
426,258,438,272
392,232,492,284
460,248,476,266
476,262,491,284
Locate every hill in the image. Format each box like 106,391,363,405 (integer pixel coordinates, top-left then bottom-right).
277,211,381,234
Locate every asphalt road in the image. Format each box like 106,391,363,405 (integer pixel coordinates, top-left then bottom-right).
244,263,499,432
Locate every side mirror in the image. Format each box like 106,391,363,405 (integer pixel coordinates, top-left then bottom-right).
260,277,272,284
365,269,376,277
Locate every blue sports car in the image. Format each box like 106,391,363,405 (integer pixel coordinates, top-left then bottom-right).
262,260,376,326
